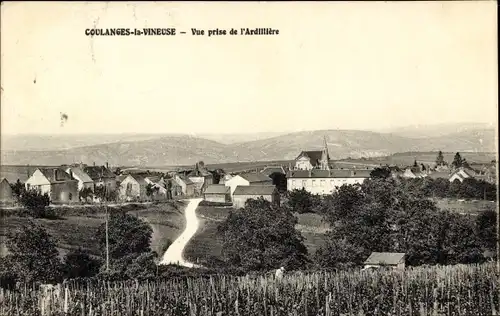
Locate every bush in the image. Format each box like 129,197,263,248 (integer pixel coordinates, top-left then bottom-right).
63,248,102,279
18,189,51,218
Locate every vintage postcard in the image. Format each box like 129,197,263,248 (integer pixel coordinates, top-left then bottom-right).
0,1,498,315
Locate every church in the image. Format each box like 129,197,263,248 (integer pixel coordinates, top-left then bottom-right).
293,137,331,171
287,137,371,195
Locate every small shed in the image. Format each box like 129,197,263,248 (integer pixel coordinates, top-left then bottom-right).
204,184,231,203
232,185,279,209
363,252,406,270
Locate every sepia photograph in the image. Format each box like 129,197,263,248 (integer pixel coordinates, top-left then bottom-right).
0,1,498,315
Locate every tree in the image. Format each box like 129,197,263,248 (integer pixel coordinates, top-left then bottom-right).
218,198,309,272
0,257,17,289
452,152,463,169
79,187,93,202
439,213,484,265
269,172,287,192
96,211,153,261
435,151,446,166
94,185,117,202
146,183,159,199
19,189,51,218
286,188,316,214
63,248,101,279
432,178,450,198
125,252,158,280
370,166,392,179
10,179,25,200
461,158,471,169
209,169,225,184
6,221,63,284
316,177,485,268
475,209,497,252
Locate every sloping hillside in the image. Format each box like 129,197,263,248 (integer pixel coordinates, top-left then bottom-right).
233,128,496,161
1,134,169,151
1,128,496,167
1,135,240,166
379,122,496,138
232,129,424,160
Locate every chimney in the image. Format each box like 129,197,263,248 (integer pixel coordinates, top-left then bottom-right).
27,164,30,178
69,169,74,180
106,162,109,169
93,162,96,167
79,162,84,169
53,169,58,181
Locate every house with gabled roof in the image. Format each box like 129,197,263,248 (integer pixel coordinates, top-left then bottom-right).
363,252,406,270
232,185,280,209
174,174,195,196
401,167,427,179
144,175,168,197
25,168,79,203
65,167,94,191
83,164,117,192
449,167,476,183
224,172,273,197
118,173,148,201
203,184,231,203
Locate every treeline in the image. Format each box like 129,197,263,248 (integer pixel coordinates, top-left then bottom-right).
246,177,497,270
400,177,497,201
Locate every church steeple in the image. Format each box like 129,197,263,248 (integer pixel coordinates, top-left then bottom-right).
320,136,330,170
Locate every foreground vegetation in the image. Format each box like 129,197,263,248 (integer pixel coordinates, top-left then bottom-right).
1,263,498,316
0,201,186,259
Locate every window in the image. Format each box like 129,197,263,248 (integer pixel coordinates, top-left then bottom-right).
312,180,317,187
292,180,296,187
320,180,325,187
302,180,307,188
330,180,334,186
69,193,73,201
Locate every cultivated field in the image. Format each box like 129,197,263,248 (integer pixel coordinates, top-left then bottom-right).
1,263,498,316
0,201,186,259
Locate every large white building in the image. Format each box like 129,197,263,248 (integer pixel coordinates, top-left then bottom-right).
286,169,371,195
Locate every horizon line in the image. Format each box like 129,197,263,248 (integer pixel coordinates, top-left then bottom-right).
1,121,495,137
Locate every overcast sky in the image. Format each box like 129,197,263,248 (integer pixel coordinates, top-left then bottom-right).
1,1,497,135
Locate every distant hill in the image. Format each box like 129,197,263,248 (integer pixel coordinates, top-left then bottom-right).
1,127,496,167
378,122,496,138
195,132,289,144
0,134,170,151
1,135,239,167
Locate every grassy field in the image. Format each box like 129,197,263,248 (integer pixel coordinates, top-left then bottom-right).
184,206,331,264
433,198,496,215
0,201,186,259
